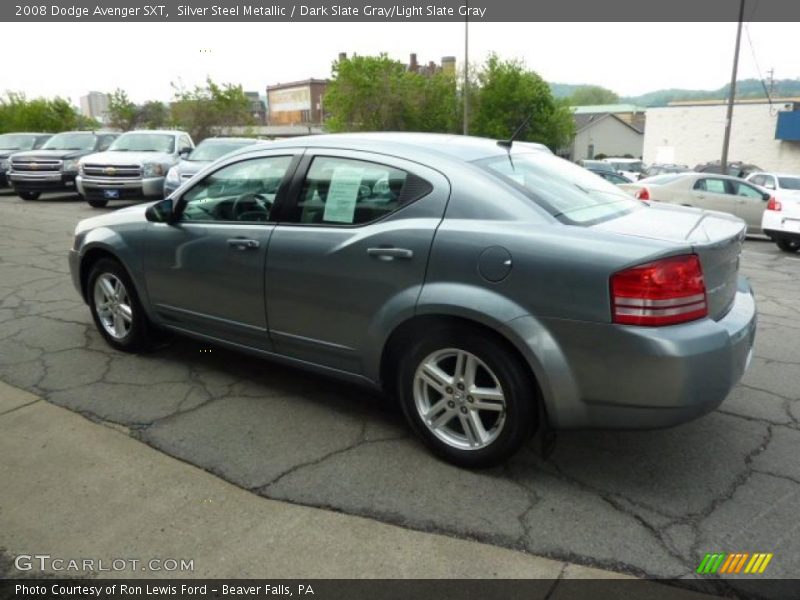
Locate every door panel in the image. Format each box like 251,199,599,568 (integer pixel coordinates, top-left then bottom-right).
729,180,767,232
266,151,450,374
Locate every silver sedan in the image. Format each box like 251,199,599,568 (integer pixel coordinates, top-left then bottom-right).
69,133,756,468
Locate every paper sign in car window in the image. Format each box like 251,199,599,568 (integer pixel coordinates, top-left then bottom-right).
323,166,364,223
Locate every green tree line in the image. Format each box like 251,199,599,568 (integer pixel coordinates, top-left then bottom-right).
0,93,99,133
323,53,575,150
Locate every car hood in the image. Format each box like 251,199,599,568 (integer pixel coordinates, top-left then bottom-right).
11,149,91,160
75,202,153,235
82,151,175,165
177,159,211,177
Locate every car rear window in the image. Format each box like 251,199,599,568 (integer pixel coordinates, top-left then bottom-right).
478,152,642,225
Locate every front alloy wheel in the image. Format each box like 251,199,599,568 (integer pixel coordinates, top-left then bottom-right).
414,348,507,451
93,273,133,340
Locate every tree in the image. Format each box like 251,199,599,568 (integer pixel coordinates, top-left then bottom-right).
139,101,170,129
0,92,97,133
470,55,574,149
106,89,139,131
569,85,619,106
170,78,254,141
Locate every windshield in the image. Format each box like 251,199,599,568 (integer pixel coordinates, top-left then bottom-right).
778,177,800,190
608,160,644,172
479,152,643,225
109,133,175,153
0,134,38,151
42,133,96,151
188,140,255,161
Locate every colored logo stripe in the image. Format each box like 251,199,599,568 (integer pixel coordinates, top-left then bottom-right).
698,552,773,574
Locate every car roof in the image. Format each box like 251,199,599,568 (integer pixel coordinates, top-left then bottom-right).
233,132,551,164
0,132,52,136
751,171,800,178
121,130,187,136
197,137,260,144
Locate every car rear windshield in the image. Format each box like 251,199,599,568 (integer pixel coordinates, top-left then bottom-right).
188,140,255,161
42,133,96,151
0,134,38,150
109,133,175,153
779,177,800,190
478,152,643,225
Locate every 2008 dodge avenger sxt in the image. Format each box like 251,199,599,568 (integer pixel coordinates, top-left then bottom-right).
69,133,756,467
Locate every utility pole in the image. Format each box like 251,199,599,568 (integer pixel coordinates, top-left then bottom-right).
720,0,746,175
463,1,469,135
767,68,775,96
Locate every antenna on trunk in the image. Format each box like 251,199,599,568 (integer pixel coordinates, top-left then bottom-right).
497,114,533,149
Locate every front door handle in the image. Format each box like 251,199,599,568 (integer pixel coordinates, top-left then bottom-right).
367,247,413,260
227,238,260,250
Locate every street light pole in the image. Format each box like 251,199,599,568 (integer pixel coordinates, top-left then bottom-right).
721,0,746,175
463,2,469,135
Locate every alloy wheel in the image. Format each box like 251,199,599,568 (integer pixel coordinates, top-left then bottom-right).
93,273,133,340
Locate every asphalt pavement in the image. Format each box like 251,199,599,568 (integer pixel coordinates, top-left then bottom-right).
0,191,798,597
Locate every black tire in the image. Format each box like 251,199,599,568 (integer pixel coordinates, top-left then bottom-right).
87,198,109,208
87,258,152,353
397,327,537,468
19,191,40,201
776,238,800,253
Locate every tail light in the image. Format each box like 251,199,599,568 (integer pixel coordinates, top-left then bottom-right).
611,254,707,326
767,197,782,211
635,187,650,200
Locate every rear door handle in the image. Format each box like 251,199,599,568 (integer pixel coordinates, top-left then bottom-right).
227,238,260,250
367,247,413,260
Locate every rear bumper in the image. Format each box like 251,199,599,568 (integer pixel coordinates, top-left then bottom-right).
10,172,77,193
76,175,165,200
515,276,757,429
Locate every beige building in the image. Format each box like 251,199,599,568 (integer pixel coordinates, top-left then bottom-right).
567,112,644,161
266,79,328,126
79,91,110,123
643,99,800,172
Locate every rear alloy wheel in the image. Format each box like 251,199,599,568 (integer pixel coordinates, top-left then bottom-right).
398,329,536,468
776,238,800,253
19,191,40,201
88,258,151,352
87,198,109,208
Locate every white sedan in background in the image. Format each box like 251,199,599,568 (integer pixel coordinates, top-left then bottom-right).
620,172,773,234
747,172,800,252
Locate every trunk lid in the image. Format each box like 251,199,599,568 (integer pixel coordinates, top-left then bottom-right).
593,203,746,321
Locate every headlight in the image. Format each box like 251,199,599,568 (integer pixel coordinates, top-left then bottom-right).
142,163,166,178
165,165,180,185
0,159,9,172
62,159,80,173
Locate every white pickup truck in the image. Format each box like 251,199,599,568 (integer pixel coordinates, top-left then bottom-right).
77,130,194,207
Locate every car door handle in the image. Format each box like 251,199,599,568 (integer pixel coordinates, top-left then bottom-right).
227,238,260,250
367,247,413,260
696,194,706,199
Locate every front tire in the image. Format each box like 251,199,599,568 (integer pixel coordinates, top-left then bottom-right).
776,238,800,253
87,198,109,208
19,191,40,201
87,258,151,352
397,327,537,468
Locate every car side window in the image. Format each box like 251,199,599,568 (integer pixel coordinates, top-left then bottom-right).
179,155,293,223
289,156,432,226
180,136,193,152
750,175,765,186
733,181,764,199
764,176,776,190
97,136,114,151
695,178,727,194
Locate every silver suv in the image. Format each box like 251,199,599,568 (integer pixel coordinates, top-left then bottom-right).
77,130,194,207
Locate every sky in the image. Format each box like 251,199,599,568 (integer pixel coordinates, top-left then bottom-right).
2,21,798,105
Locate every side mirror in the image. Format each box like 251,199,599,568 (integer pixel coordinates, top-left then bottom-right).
179,147,192,157
145,198,175,223
762,192,771,202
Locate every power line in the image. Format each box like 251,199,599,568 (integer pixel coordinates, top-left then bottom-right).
743,22,773,106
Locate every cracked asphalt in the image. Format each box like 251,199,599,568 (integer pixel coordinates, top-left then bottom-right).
1,192,798,595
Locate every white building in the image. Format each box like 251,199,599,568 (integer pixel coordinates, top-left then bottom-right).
79,91,110,123
643,99,800,172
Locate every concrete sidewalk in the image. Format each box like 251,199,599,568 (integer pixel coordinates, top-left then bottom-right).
0,380,709,595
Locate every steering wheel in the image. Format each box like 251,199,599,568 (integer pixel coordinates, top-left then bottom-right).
232,193,273,222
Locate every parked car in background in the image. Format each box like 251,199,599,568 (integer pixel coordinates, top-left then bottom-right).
695,161,762,179
8,131,117,200
750,172,800,252
69,133,756,468
642,163,690,178
578,159,616,174
601,157,644,181
0,133,52,188
77,130,194,208
590,170,632,185
621,172,771,233
163,137,263,197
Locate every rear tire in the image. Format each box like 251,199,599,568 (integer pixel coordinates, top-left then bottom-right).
776,238,800,253
397,327,537,468
87,258,152,353
19,191,40,201
87,198,109,208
